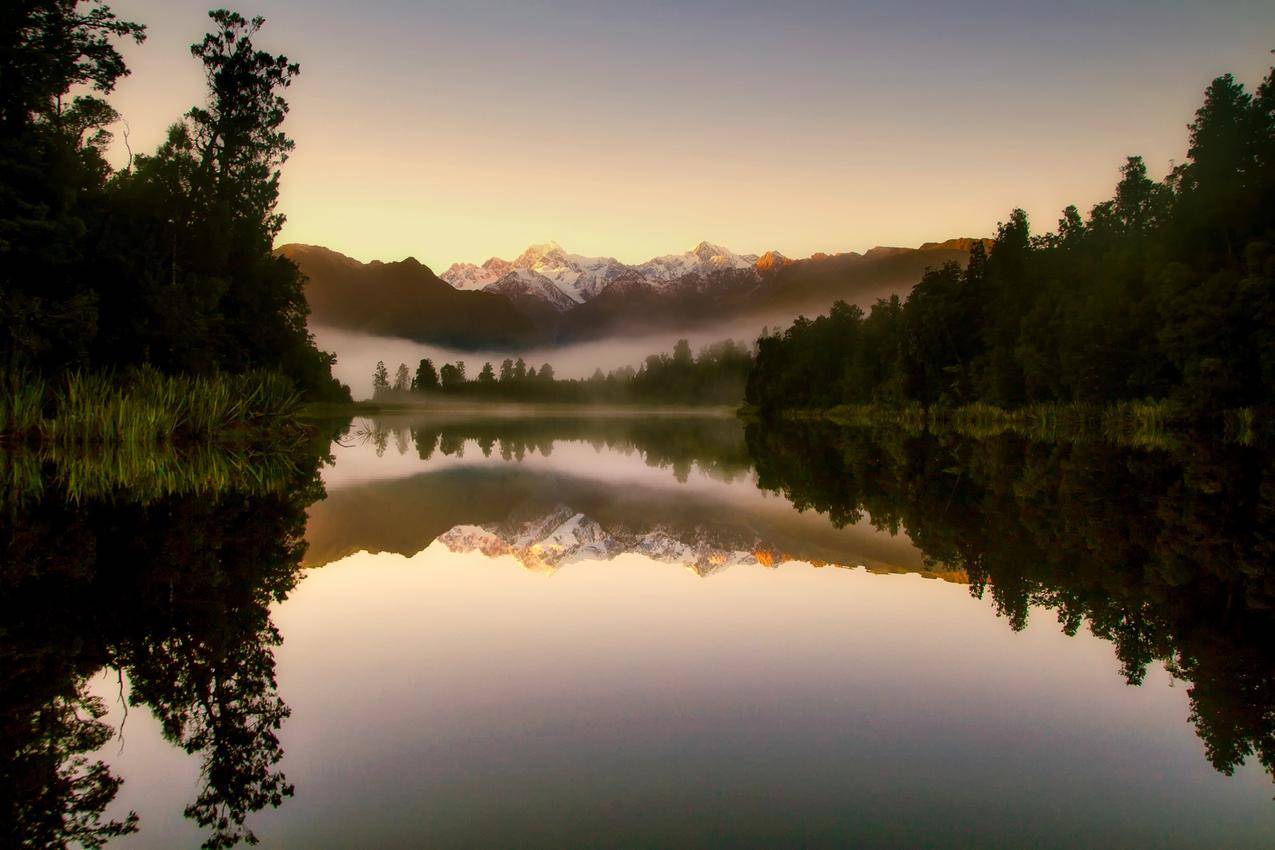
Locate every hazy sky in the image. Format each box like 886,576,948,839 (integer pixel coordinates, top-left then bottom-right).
107,1,1273,268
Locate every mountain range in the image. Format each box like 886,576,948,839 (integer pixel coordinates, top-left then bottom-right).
439,506,841,577
280,237,990,349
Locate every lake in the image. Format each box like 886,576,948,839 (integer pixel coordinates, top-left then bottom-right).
4,412,1273,848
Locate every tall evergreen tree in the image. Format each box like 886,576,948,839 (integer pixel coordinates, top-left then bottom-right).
413,358,439,392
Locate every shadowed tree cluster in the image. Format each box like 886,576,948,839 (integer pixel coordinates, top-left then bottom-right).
747,60,1275,416
374,339,753,405
0,2,349,400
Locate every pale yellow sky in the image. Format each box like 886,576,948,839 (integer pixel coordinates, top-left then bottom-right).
107,0,1275,269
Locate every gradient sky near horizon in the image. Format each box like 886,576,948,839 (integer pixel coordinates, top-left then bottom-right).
106,0,1273,269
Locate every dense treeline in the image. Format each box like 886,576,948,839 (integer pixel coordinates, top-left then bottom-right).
747,61,1275,416
0,2,349,401
744,420,1275,786
371,339,753,406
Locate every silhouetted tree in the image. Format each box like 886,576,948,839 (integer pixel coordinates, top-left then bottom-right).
0,3,349,400
412,358,439,392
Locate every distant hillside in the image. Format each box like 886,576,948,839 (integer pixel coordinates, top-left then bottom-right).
278,244,544,348
282,238,990,349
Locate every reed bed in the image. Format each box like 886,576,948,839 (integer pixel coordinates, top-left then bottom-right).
0,369,311,506
0,368,302,446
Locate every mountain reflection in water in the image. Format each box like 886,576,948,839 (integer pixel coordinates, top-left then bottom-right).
1,412,1273,848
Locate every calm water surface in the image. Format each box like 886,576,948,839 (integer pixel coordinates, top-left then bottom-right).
5,413,1274,848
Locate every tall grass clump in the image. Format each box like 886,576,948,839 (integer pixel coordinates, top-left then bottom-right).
0,372,47,436
0,368,303,446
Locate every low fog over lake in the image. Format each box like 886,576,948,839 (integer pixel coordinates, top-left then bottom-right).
314,317,777,399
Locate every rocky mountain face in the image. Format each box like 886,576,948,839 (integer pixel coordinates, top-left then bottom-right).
283,237,991,349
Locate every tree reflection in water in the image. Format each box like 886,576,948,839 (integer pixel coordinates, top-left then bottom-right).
3,413,1273,849
746,421,1275,785
0,444,327,849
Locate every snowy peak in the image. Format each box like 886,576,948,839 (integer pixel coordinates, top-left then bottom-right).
514,241,569,269
438,508,619,573
437,507,821,577
441,240,763,299
482,268,578,313
635,241,759,283
691,241,731,262
755,250,789,273
440,261,498,290
442,241,632,303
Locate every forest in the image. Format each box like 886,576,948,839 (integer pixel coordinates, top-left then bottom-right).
0,3,350,409
745,61,1275,419
369,338,753,406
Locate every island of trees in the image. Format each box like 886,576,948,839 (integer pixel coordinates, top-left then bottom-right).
745,60,1275,427
370,339,753,406
2,1,350,444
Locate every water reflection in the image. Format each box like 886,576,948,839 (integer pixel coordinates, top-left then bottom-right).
0,445,326,849
322,413,1275,791
1,413,1273,847
310,414,938,578
746,420,1275,786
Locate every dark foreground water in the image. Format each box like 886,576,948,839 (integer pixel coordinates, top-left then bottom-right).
3,412,1274,848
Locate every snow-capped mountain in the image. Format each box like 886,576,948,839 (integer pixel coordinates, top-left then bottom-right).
437,506,802,577
482,268,579,313
635,241,760,282
441,240,766,305
442,241,633,304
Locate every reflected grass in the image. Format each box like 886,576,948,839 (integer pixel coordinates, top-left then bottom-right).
0,442,311,507
1,369,302,446
0,369,318,506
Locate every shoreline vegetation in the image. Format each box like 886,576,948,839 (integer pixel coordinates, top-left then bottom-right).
744,61,1275,435
0,369,326,505
365,338,753,407
2,5,352,416
0,370,305,446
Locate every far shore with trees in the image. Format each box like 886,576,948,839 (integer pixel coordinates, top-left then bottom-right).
744,58,1275,439
368,339,752,407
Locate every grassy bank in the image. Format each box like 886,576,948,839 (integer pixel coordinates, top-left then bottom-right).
744,400,1264,448
0,370,326,506
0,369,305,447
